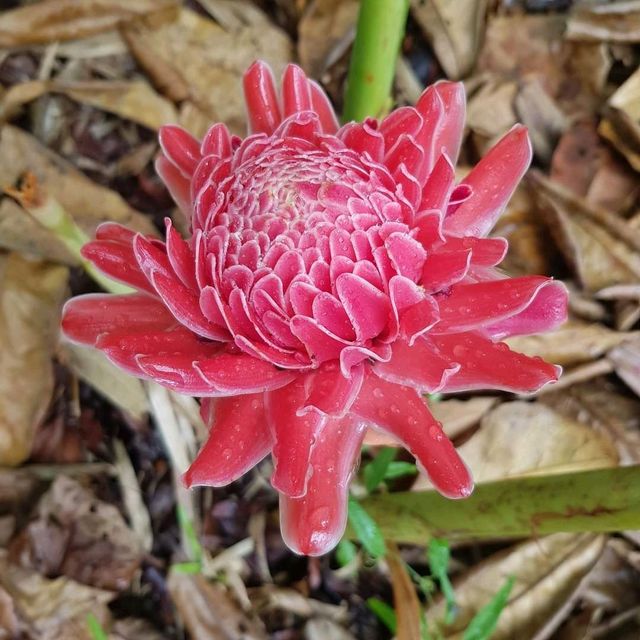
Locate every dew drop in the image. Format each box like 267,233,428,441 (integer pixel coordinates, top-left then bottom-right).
372,387,384,399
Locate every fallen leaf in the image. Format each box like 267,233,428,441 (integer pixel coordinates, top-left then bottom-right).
60,343,148,420
0,549,114,640
0,253,68,466
304,618,357,640
0,0,179,47
386,542,422,640
531,172,640,291
9,475,142,591
168,569,268,640
427,533,606,640
567,1,640,43
411,0,488,80
506,321,639,368
608,337,640,399
110,618,167,640
429,396,498,439
0,125,156,259
298,0,359,78
123,7,292,134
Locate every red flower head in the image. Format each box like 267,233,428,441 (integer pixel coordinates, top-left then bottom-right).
62,61,567,555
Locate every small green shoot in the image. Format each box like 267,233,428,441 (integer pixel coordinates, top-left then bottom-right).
384,461,418,481
428,538,457,624
462,576,515,640
366,597,397,633
171,561,202,575
364,447,396,492
176,504,203,567
86,614,109,640
348,498,386,559
335,539,358,567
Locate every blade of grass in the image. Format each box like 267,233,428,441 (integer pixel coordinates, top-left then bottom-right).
364,446,397,492
367,597,397,633
428,539,456,624
356,465,640,544
348,497,386,558
463,576,515,640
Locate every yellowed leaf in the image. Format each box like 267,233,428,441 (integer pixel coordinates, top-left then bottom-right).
411,0,487,80
427,533,606,639
429,396,498,439
0,125,156,259
567,1,640,43
0,549,113,640
387,542,422,640
168,569,268,640
506,321,639,368
0,0,178,47
0,254,68,466
298,0,359,77
123,7,292,134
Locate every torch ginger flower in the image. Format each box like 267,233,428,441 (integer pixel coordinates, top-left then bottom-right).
62,61,568,555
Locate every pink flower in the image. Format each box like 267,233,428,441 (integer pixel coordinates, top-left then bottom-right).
62,61,567,555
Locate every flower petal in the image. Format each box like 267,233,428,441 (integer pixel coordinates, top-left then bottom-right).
265,378,327,498
184,395,271,487
300,361,364,418
352,373,473,499
243,60,282,135
432,331,561,393
279,416,365,556
443,125,532,236
159,125,201,177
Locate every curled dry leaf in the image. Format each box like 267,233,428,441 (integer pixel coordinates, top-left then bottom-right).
531,173,640,291
0,253,68,466
411,0,488,80
0,549,113,640
60,343,148,420
168,568,268,640
386,542,422,640
506,321,639,368
0,0,179,47
0,125,156,260
123,7,292,134
567,1,640,43
9,476,142,591
298,0,359,78
427,533,606,640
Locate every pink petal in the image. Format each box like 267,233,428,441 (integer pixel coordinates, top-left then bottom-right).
159,125,201,177
375,337,459,393
165,219,197,289
310,80,339,134
61,293,175,346
385,233,427,282
243,60,282,135
279,416,366,556
301,361,364,418
335,273,391,342
352,373,473,499
339,121,384,161
432,332,561,393
485,280,568,339
419,154,455,212
434,276,557,334
265,378,327,498
443,236,508,267
291,315,349,363
282,64,312,117
200,122,232,158
155,156,192,218
184,395,271,487
444,125,532,237
421,249,471,293
432,82,466,164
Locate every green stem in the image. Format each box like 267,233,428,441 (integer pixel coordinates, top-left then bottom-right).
356,465,640,544
342,0,410,122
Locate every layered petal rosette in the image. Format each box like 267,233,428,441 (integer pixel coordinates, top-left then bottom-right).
62,61,568,556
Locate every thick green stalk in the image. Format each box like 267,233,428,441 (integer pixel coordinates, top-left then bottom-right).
357,465,640,544
342,0,410,122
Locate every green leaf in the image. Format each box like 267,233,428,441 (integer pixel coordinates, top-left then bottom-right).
171,561,202,575
348,498,386,558
86,614,109,640
364,447,396,492
428,539,456,624
335,539,358,567
176,504,203,565
463,576,515,640
366,597,397,633
359,465,640,544
384,461,418,481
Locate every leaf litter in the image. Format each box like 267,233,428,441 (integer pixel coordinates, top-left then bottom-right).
1,1,640,639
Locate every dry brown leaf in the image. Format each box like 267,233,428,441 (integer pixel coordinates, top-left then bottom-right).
123,7,292,135
0,125,156,259
298,0,358,78
608,337,640,399
532,174,640,291
411,0,487,80
0,0,178,47
60,343,148,420
567,1,640,43
0,254,68,466
429,396,498,439
168,569,267,640
9,476,142,591
427,533,606,640
386,542,422,640
0,549,113,640
506,321,639,368
110,618,167,640
304,618,356,640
